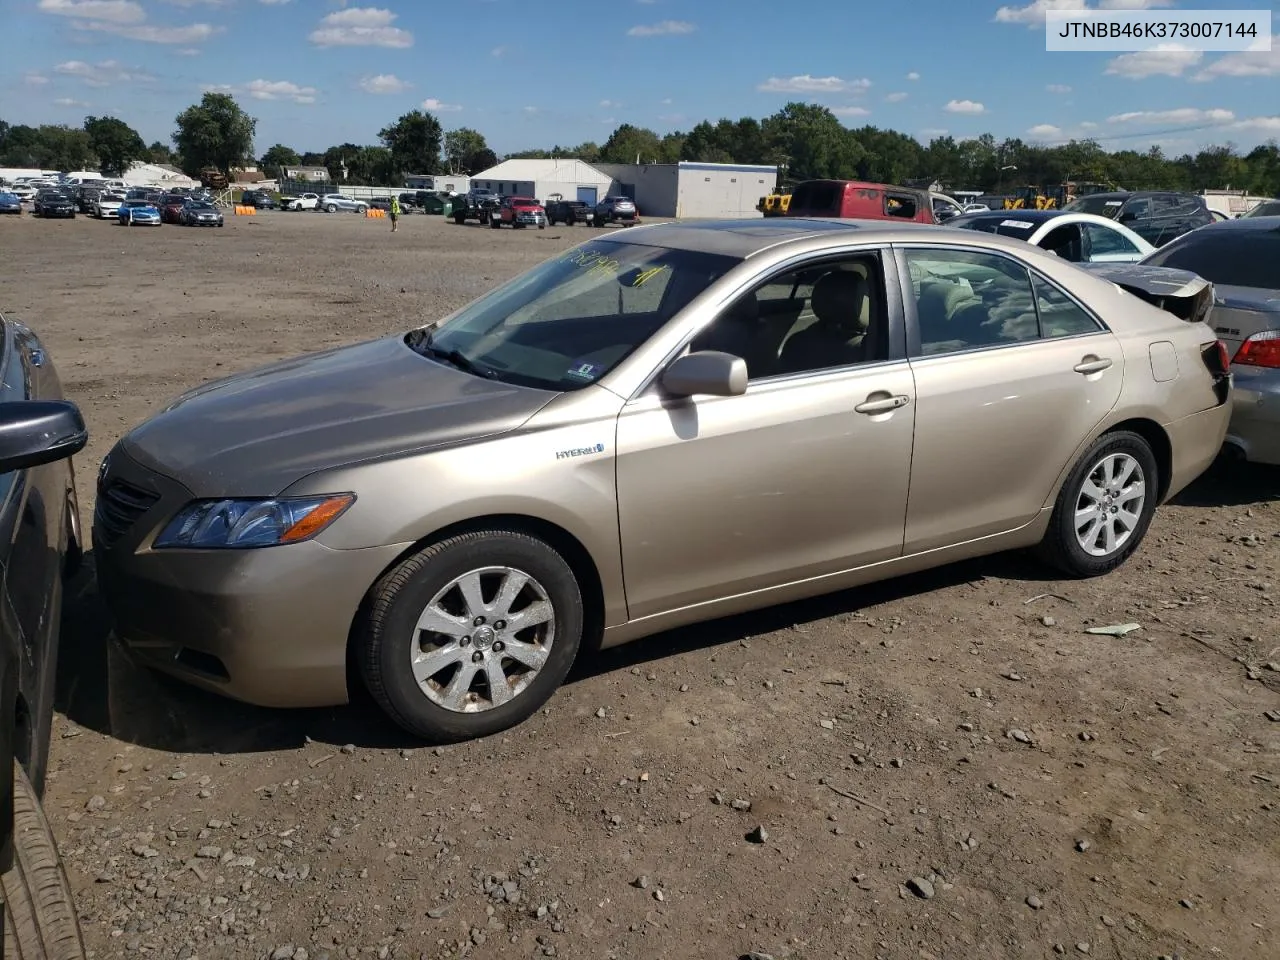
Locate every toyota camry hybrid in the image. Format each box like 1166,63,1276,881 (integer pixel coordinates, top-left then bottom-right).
94,219,1232,742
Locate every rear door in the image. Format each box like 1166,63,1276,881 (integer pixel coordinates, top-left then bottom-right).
896,243,1124,553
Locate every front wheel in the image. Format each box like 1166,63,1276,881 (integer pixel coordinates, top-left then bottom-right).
325,204,336,213
1036,430,1158,577
359,530,584,742
490,218,501,229
2,762,88,959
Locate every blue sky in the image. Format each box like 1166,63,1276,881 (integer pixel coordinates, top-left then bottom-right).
4,0,1279,157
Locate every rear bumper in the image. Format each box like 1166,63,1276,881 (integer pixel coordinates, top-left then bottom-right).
1163,400,1233,501
1225,365,1280,465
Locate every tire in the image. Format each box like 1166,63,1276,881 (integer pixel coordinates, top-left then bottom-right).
325,204,336,213
357,205,368,214
490,217,501,229
2,763,88,960
453,212,465,224
359,530,584,742
1036,430,1158,578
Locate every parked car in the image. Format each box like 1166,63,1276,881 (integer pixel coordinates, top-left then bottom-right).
492,196,547,229
948,209,1155,263
545,198,593,226
239,190,278,210
784,180,936,223
159,194,189,224
8,184,36,202
1241,200,1280,219
1061,191,1214,247
284,193,321,211
450,189,502,225
931,192,965,222
0,313,90,958
95,219,1230,744
1137,217,1280,465
118,199,161,226
0,191,21,215
76,187,102,214
94,192,126,219
32,190,76,219
592,195,639,227
368,197,393,212
179,201,224,227
319,194,369,214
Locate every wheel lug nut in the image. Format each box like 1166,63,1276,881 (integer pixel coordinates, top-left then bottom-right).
474,616,486,626
472,651,484,663
461,636,470,646
493,641,504,652
495,620,506,630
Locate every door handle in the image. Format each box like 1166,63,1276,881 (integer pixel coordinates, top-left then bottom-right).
855,394,911,415
1073,357,1113,375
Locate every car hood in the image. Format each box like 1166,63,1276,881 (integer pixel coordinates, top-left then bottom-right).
121,335,557,497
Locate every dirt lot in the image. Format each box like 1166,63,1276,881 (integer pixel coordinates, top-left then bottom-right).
3,210,1278,960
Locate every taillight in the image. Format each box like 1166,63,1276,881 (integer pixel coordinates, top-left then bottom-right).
1201,339,1230,376
1233,330,1280,368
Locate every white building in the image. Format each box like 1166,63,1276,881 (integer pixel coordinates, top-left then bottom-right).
471,158,616,206
594,161,777,219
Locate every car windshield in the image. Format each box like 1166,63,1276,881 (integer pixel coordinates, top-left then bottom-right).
409,241,739,391
1143,229,1280,290
1243,201,1280,218
951,216,1039,241
1064,196,1124,218
188,203,214,211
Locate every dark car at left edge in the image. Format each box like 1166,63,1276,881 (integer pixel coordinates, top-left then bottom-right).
0,312,90,957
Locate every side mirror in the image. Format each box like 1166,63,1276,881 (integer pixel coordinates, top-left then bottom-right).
1117,210,1136,224
0,401,88,472
661,351,748,398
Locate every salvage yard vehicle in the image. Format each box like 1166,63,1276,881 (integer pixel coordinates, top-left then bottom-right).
238,189,278,210
1241,200,1280,218
1138,216,1280,465
0,313,90,958
159,194,189,224
32,190,76,219
117,199,161,226
451,189,502,225
492,196,547,229
1062,191,1214,247
948,209,1155,263
320,193,368,214
93,192,125,219
179,201,224,227
593,195,639,227
785,180,936,223
545,197,594,226
0,191,21,215
285,193,321,211
94,218,1231,744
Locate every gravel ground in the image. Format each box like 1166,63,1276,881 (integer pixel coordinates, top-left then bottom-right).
3,210,1278,960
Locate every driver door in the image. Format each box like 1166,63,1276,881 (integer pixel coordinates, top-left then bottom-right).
614,250,916,620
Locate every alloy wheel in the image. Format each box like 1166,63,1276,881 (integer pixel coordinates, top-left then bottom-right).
410,566,555,713
1073,453,1146,557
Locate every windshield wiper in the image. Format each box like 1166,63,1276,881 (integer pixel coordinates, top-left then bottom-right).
421,334,497,379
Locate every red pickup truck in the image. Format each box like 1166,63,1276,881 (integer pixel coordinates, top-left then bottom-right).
784,180,937,223
492,196,547,229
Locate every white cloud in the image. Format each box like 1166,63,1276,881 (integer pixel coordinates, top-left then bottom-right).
918,127,948,139
1046,83,1071,93
490,45,506,57
833,106,871,118
55,59,154,86
523,106,539,113
1194,38,1280,80
1107,107,1235,124
176,47,201,55
1232,115,1280,133
660,97,672,105
1104,45,1203,78
24,72,50,85
54,97,91,107
1027,123,1063,137
906,71,920,80
309,7,413,47
204,79,318,103
157,0,229,6
1081,120,1098,128
945,99,985,114
37,0,143,22
422,97,462,112
359,73,410,94
627,20,695,36
259,0,293,4
995,0,1173,27
757,74,871,94
73,20,221,43
600,99,621,108
885,91,908,102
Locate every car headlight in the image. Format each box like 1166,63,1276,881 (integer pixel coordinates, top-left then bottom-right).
154,494,355,549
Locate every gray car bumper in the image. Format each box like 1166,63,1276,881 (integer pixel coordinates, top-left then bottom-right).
1226,364,1280,465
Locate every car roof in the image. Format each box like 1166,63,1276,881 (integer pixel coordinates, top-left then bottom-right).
598,217,966,258
1181,216,1280,235
953,209,1063,225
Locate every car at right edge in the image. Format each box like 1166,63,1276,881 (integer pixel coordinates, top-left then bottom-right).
1138,216,1280,466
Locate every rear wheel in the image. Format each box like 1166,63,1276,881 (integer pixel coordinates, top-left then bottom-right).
1037,431,1158,577
453,212,465,224
2,763,87,960
490,217,501,229
359,531,583,742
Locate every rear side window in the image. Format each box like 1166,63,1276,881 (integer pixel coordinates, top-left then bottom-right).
1144,231,1280,289
791,182,839,214
884,193,919,219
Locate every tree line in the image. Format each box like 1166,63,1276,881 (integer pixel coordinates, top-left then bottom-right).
3,93,1278,197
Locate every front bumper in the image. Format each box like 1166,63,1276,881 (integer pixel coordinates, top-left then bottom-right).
93,446,406,708
513,212,546,225
1226,364,1280,465
40,209,75,218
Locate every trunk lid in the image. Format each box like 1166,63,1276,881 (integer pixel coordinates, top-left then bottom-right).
1077,262,1214,325
1203,284,1280,358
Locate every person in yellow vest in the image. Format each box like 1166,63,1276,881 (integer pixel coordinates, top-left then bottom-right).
389,195,400,232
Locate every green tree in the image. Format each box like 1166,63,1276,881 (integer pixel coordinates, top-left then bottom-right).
1,124,95,170
600,124,663,164
347,145,395,185
379,110,443,177
82,115,146,176
468,147,498,174
443,127,490,173
173,92,256,176
322,142,362,181
762,103,864,181
259,143,301,178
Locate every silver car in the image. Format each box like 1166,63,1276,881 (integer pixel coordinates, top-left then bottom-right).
320,193,369,214
1140,217,1280,465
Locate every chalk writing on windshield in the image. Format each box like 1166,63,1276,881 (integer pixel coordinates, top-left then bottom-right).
562,248,670,287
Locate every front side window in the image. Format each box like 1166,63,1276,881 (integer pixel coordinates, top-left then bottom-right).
414,242,738,391
1083,223,1140,258
688,254,889,380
